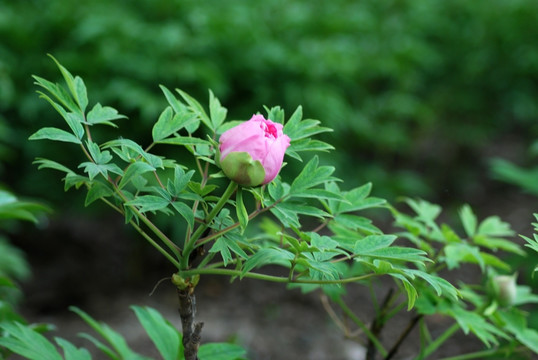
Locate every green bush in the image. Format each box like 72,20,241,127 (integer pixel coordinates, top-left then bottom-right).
2,0,538,200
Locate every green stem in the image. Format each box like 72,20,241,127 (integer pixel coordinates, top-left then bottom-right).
439,346,527,360
334,297,388,358
415,323,460,360
180,267,378,285
181,181,238,268
129,219,181,269
112,182,182,259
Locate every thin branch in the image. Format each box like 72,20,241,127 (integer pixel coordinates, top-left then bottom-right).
385,315,422,360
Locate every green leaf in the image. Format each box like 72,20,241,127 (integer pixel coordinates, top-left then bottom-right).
118,162,155,190
70,307,149,360
73,76,88,112
459,204,477,237
0,322,62,360
29,127,82,144
290,156,337,194
443,243,485,270
477,216,514,237
152,106,198,142
176,88,212,130
78,162,123,181
102,139,163,169
354,235,397,253
86,103,126,127
55,337,92,360
131,306,183,360
125,195,170,213
241,248,295,277
157,136,211,147
498,309,538,354
198,342,247,360
85,181,114,206
209,89,227,131
356,246,430,264
33,75,79,113
209,235,248,266
472,234,525,255
48,55,89,112
172,201,195,229
405,198,442,222
236,186,249,233
337,183,386,213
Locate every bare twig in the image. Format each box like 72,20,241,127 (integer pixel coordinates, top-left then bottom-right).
178,288,204,360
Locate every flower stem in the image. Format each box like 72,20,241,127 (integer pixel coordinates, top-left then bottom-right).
414,323,460,360
181,181,238,269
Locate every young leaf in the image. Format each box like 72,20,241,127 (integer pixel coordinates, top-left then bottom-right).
176,88,212,130
290,156,337,194
86,103,126,127
209,89,227,131
152,106,197,142
29,127,82,144
131,306,183,360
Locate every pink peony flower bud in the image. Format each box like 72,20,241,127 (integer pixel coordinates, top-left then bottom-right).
219,114,290,187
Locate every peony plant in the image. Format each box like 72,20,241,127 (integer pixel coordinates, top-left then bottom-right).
1,57,537,360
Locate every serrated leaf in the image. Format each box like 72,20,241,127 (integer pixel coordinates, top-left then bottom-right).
131,306,183,360
78,162,123,181
86,103,126,127
337,183,386,213
477,216,514,237
29,127,82,144
443,243,484,270
118,162,155,190
290,156,337,194
209,235,248,266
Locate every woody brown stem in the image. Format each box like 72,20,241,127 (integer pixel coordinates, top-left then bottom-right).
178,288,204,360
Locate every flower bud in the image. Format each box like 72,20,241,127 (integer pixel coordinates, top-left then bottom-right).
219,114,290,187
492,273,517,307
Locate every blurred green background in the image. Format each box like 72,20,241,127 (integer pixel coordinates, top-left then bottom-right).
1,0,538,353
2,0,537,204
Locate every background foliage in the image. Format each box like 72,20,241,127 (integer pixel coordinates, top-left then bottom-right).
1,0,538,201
